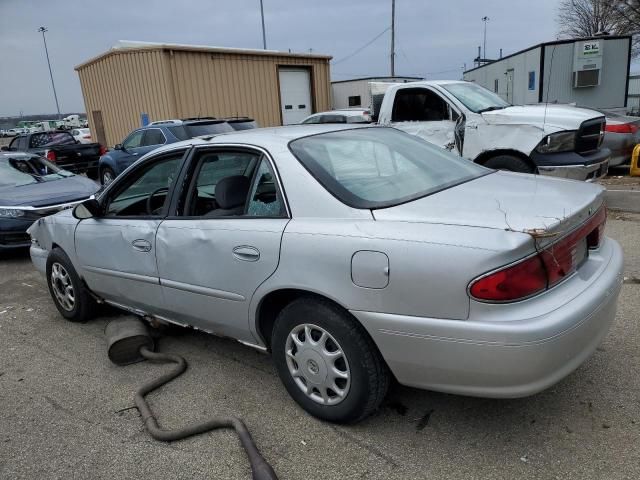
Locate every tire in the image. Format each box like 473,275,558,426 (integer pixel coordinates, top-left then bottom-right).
484,154,535,174
272,297,389,424
100,166,116,186
46,248,97,322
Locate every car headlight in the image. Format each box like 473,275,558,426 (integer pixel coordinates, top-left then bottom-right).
0,208,26,218
535,131,576,153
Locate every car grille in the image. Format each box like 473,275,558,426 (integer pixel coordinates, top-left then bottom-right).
575,118,605,155
0,232,31,246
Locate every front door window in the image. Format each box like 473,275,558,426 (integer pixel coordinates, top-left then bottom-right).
105,152,184,217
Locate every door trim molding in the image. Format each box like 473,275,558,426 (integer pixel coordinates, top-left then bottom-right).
160,278,245,301
83,265,159,285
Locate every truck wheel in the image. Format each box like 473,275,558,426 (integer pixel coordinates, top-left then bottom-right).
46,248,97,322
100,166,116,185
484,155,535,174
272,297,389,424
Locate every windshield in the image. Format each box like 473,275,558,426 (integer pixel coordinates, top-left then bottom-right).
442,82,510,113
0,154,73,186
289,127,489,209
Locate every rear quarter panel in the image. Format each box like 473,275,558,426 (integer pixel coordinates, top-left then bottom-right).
250,218,535,341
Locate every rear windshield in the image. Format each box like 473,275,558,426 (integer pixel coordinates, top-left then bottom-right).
0,154,73,186
289,127,488,209
29,132,76,148
169,122,234,140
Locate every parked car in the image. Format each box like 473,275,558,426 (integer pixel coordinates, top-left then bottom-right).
600,110,640,166
371,80,610,181
0,152,98,250
4,128,21,137
3,131,106,179
28,125,622,423
98,118,240,185
302,108,372,125
71,128,92,144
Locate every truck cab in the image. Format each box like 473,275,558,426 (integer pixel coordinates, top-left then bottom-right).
374,80,609,181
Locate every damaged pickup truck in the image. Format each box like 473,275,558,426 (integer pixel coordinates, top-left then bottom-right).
372,80,610,181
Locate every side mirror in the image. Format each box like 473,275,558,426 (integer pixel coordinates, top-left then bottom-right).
114,144,123,151
73,198,102,220
0,146,9,151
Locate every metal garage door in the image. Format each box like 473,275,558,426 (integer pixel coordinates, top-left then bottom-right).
279,68,312,125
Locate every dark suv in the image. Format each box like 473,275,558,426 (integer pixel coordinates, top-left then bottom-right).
98,117,257,184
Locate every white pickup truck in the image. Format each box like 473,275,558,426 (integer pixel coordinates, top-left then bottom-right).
370,80,610,181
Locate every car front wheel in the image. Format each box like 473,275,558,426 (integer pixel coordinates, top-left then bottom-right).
100,166,116,186
272,297,389,423
46,248,96,322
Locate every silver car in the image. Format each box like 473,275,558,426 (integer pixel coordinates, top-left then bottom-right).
28,125,623,423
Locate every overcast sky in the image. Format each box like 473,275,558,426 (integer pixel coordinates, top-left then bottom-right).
0,0,564,116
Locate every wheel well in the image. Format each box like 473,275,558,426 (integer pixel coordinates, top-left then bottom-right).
474,149,535,169
257,289,357,350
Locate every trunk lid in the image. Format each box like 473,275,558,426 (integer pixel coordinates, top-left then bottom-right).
372,171,604,245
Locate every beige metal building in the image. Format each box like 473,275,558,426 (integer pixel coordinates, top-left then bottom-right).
75,41,332,147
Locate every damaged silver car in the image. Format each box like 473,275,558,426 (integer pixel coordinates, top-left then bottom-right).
28,125,623,423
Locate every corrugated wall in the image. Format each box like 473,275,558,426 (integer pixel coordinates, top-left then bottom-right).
167,51,331,126
77,50,176,147
542,38,630,109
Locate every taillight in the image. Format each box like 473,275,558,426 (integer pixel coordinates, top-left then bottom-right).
470,255,547,301
83,134,91,139
99,145,107,156
45,150,56,162
470,206,606,302
605,123,639,134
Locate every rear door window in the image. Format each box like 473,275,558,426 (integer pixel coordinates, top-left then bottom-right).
142,128,166,147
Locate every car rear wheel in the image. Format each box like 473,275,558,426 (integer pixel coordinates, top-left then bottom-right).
46,248,96,322
484,154,535,174
100,166,115,186
272,297,389,423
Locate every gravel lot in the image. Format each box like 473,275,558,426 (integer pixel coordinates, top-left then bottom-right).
1,214,639,480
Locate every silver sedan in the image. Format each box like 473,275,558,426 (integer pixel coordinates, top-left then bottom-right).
28,125,623,423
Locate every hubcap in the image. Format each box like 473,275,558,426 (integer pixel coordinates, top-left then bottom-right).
102,170,114,185
285,324,351,406
50,262,75,311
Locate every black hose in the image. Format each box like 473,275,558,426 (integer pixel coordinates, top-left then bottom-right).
134,346,278,480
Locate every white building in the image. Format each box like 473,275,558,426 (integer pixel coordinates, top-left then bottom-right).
331,76,422,110
464,36,632,110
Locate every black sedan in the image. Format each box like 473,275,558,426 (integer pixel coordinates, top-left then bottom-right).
0,152,99,250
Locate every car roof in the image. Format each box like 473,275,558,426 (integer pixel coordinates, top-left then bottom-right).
307,109,369,118
149,123,374,155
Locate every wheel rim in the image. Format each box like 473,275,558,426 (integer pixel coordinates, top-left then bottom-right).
285,323,351,406
102,170,114,185
50,262,75,312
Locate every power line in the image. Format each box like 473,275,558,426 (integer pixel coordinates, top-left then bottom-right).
332,27,391,65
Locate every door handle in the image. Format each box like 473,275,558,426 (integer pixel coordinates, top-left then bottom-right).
132,239,152,252
233,246,260,262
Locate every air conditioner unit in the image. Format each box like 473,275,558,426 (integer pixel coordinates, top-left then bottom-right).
573,40,602,88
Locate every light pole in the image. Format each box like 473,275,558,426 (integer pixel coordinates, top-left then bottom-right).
481,16,490,62
390,0,395,77
259,0,267,49
38,26,61,119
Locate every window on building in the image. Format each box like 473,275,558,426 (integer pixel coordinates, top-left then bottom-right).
494,79,499,93
528,71,536,90
348,95,361,107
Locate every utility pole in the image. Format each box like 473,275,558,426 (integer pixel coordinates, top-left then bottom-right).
38,26,61,119
390,0,395,76
482,16,490,62
259,0,267,49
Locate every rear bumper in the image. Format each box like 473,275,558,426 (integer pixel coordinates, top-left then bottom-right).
533,148,610,181
352,238,624,398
